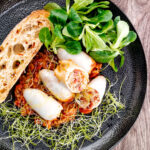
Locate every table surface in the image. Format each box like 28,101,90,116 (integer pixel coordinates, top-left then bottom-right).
110,0,150,150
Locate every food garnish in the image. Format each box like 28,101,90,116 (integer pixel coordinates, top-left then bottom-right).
0,78,125,150
39,0,137,72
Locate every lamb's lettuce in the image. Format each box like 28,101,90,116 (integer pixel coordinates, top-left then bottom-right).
77,1,110,15
96,20,114,34
109,59,118,72
72,0,94,11
83,25,109,52
120,55,125,68
44,3,61,12
100,30,117,43
114,16,120,27
89,50,119,63
112,21,129,49
66,0,70,13
51,37,65,53
40,0,137,72
62,26,72,38
65,41,82,54
119,31,137,49
63,25,85,41
88,9,113,24
67,21,83,38
49,9,68,25
54,24,64,39
69,8,82,23
39,27,52,49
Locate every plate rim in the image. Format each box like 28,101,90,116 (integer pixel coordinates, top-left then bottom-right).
0,0,147,150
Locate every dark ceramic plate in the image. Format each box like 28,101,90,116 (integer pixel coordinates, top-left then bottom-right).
0,0,147,150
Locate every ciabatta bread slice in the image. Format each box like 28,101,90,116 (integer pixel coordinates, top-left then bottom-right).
0,10,50,103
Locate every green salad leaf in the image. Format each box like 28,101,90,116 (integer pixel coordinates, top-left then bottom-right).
89,50,119,63
66,0,70,13
44,3,61,12
96,20,114,34
114,16,121,27
120,55,125,68
39,27,52,49
69,8,82,23
112,21,129,49
77,1,110,15
82,29,92,52
65,41,82,54
49,9,68,25
109,59,118,72
62,26,72,37
39,0,137,72
63,25,85,41
100,31,117,43
83,25,109,52
54,24,64,39
72,0,94,11
88,9,113,24
39,27,65,54
99,1,110,5
119,31,137,49
66,21,83,38
51,37,65,53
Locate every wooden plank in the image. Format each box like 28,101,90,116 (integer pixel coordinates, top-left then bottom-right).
111,0,150,150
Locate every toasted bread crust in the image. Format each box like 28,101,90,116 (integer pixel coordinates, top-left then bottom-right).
0,10,50,103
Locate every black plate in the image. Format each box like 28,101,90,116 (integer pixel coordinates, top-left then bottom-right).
0,0,147,150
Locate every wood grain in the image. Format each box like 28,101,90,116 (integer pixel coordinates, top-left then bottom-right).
111,0,150,150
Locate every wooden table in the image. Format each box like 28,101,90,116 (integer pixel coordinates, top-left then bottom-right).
111,0,150,150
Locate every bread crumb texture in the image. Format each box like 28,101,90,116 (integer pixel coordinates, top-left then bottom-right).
0,10,50,103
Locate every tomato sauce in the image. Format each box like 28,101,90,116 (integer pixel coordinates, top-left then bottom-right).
89,63,102,79
14,49,102,129
14,49,78,129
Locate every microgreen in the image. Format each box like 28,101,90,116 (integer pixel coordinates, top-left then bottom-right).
0,78,125,150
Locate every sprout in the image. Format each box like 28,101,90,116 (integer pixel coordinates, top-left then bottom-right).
0,78,125,150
